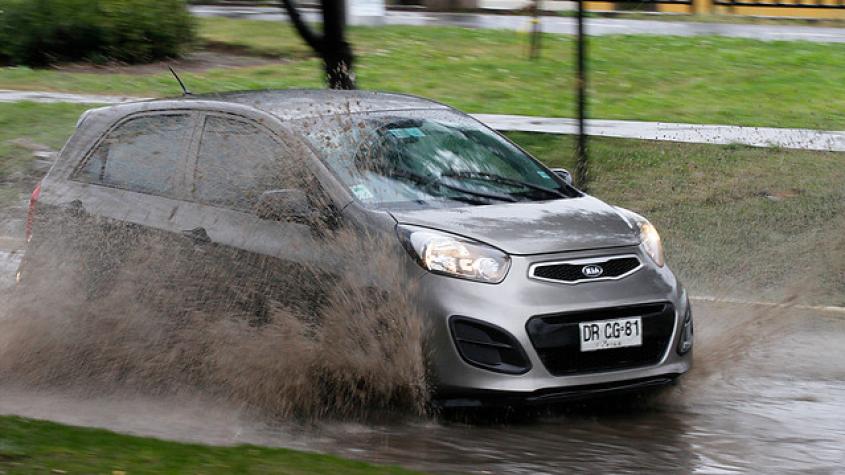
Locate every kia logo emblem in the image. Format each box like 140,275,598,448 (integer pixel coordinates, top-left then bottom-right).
582,265,604,278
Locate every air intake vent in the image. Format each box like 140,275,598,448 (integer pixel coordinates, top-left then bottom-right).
450,317,531,375
529,255,642,284
526,303,675,376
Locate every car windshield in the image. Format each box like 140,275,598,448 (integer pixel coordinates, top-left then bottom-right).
298,110,578,210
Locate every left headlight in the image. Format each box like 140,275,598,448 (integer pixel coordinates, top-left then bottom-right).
397,225,511,283
616,207,666,268
639,222,665,268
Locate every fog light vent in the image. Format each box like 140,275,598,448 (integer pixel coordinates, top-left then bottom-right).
450,317,531,374
677,306,694,355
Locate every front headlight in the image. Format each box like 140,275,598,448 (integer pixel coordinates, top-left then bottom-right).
639,222,665,268
616,206,666,268
397,225,511,283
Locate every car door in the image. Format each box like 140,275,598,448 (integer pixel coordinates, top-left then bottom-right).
29,110,203,297
180,112,342,322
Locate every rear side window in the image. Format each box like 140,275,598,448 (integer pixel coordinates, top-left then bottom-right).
193,115,299,211
75,114,193,198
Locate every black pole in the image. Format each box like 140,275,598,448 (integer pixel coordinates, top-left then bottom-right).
529,0,541,60
574,0,589,191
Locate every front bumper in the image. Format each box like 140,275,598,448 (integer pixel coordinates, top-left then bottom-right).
434,375,681,408
418,245,693,397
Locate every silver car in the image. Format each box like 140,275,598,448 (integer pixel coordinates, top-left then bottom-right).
21,89,692,405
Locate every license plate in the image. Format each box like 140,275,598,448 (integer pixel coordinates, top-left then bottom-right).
579,317,643,352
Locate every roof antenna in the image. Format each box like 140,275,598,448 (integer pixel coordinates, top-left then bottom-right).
168,66,191,96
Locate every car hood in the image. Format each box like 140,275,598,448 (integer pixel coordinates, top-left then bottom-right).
389,196,640,255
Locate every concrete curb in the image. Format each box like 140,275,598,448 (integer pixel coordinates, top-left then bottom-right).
690,295,845,315
0,89,152,105
471,113,845,152
3,90,845,152
190,5,845,43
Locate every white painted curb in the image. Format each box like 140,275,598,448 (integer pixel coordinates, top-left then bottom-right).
2,90,845,152
691,295,845,315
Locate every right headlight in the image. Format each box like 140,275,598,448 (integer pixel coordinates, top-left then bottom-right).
397,225,511,283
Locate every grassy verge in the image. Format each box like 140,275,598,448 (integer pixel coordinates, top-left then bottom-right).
0,102,90,210
0,416,417,474
513,132,845,305
0,102,842,303
0,18,843,129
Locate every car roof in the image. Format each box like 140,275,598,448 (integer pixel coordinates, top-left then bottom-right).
85,89,452,124
59,89,457,178
193,89,450,119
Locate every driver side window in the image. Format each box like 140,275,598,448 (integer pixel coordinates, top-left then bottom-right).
193,115,304,211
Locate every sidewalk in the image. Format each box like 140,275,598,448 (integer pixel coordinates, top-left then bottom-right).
3,89,844,152
0,90,150,105
473,114,845,152
190,5,845,43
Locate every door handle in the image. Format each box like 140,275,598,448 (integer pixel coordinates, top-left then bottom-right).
181,227,211,245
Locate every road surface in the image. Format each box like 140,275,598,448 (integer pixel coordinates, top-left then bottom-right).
192,5,845,43
0,299,842,473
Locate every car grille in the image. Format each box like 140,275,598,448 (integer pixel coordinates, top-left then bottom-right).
529,255,641,284
525,303,675,376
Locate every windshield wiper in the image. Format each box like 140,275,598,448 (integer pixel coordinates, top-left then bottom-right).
386,169,518,203
441,171,568,199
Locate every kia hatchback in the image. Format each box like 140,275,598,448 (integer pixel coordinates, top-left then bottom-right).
20,90,693,405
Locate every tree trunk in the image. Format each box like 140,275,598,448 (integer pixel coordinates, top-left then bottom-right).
280,0,356,89
322,0,355,89
574,0,589,191
529,0,541,60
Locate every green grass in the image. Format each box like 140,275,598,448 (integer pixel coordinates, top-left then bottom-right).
0,18,843,129
0,102,842,303
0,102,91,208
0,416,418,474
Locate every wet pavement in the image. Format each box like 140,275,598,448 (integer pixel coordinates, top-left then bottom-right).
191,5,845,43
1,300,842,473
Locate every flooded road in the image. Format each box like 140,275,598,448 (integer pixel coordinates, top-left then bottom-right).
1,300,842,473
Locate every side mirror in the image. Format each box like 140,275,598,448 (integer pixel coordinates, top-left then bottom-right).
550,168,573,186
255,189,313,222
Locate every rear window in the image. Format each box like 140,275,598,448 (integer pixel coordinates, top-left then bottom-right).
74,114,193,198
